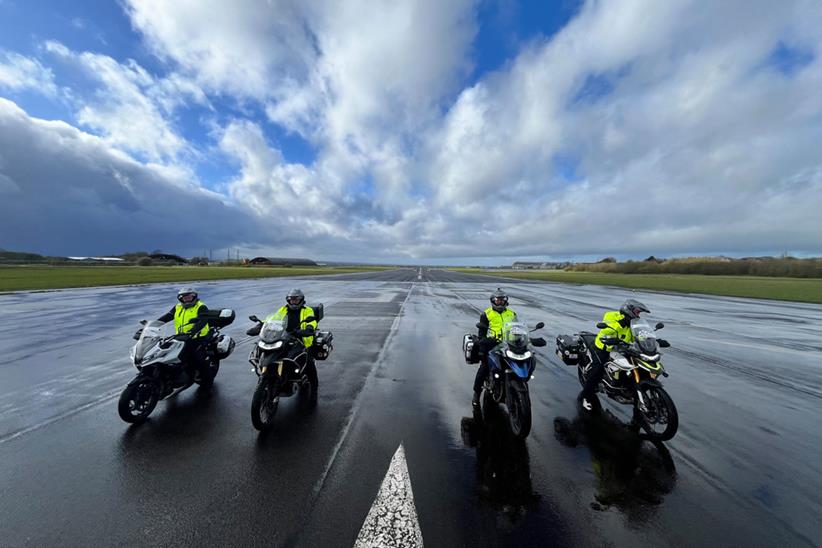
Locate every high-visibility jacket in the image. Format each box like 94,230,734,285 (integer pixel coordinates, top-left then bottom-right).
174,301,210,338
594,311,633,351
484,307,517,340
267,305,317,348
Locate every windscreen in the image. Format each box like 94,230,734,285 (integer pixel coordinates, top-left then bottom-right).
503,321,530,351
134,320,164,362
260,319,287,343
631,319,659,354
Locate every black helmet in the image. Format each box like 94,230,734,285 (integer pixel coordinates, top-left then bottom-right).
620,299,649,320
490,288,508,312
286,288,305,310
177,287,198,309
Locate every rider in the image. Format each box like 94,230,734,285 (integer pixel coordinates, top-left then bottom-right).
580,299,650,412
267,289,319,390
156,287,212,382
473,288,518,407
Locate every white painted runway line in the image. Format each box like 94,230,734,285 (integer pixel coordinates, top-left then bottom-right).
354,444,423,548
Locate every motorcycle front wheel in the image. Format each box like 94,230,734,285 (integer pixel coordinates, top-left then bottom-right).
251,378,279,431
507,380,532,439
118,377,160,423
635,385,679,441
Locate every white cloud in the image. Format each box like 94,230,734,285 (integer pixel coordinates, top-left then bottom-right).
3,0,822,261
0,50,59,96
44,41,207,163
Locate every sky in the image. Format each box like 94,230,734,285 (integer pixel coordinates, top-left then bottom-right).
0,0,820,265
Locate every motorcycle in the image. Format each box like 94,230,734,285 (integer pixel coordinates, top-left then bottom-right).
246,304,333,431
463,321,547,439
118,308,236,423
556,318,679,441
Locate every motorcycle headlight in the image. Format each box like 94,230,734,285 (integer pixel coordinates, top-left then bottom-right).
258,340,283,351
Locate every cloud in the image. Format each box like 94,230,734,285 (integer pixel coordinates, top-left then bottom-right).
0,50,59,96
44,41,207,163
2,0,822,262
0,98,260,256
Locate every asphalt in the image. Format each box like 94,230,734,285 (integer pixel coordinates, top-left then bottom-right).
1,268,821,547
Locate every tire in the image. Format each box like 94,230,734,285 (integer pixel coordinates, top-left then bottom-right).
118,378,159,423
507,380,532,439
251,378,279,431
299,365,318,410
635,385,679,441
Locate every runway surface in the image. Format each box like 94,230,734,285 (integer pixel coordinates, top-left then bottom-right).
1,268,821,547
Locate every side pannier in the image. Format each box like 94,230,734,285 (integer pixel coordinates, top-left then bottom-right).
555,334,585,366
312,331,334,360
463,334,480,364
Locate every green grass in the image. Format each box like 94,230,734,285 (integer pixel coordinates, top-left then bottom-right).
0,265,393,292
450,268,822,304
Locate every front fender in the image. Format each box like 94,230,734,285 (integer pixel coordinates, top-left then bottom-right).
127,367,158,386
637,378,664,389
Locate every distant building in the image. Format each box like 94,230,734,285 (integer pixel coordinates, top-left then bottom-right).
148,253,188,265
511,261,566,270
68,256,125,262
248,257,318,266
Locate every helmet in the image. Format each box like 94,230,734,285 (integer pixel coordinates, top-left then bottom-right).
490,288,508,313
286,288,305,310
620,299,649,320
177,287,198,309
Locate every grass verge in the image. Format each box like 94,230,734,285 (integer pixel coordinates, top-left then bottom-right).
0,265,393,292
450,268,822,304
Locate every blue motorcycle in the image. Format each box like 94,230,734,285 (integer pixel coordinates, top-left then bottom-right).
481,321,547,439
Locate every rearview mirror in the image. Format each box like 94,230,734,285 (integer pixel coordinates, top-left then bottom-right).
534,322,545,330
596,322,608,329
655,322,665,330
139,319,147,325
249,315,260,323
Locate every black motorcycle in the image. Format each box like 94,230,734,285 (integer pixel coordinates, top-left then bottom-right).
118,308,236,423
556,318,678,441
246,305,333,431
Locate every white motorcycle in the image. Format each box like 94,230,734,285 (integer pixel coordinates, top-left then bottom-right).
118,309,236,423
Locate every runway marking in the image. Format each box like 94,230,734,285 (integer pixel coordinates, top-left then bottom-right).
354,444,423,548
310,284,414,500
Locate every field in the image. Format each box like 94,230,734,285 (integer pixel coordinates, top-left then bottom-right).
0,265,391,292
452,268,822,304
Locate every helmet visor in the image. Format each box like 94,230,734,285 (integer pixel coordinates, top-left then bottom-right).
287,296,302,306
492,296,508,307
178,293,196,304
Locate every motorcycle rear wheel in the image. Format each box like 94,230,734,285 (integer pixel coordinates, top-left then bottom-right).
251,379,279,431
118,378,159,423
635,385,679,441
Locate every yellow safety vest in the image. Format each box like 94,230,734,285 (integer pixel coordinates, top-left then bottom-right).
484,307,517,340
174,301,210,338
267,305,317,348
594,311,633,350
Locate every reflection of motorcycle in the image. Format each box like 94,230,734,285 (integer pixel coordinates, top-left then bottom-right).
553,410,677,518
118,309,236,423
556,318,679,441
461,396,538,518
245,305,333,431
464,321,547,439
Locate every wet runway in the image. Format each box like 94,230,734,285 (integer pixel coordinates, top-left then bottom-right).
1,268,821,547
